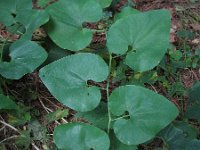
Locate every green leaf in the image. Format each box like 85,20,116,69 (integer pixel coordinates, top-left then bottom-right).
169,50,183,61
45,0,103,50
173,121,198,139
8,110,31,126
37,0,52,7
195,49,200,56
107,9,170,72
76,102,109,129
0,0,32,26
110,130,137,150
109,85,179,145
16,10,49,39
28,120,47,141
0,10,14,26
188,81,200,103
115,6,140,21
39,53,109,112
0,40,48,80
45,109,68,123
159,123,200,150
185,82,200,120
185,104,200,120
54,123,110,150
0,0,32,13
96,0,112,8
15,130,31,149
0,94,18,109
43,42,71,65
177,29,195,39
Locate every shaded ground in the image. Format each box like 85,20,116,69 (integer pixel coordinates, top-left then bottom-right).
0,0,200,149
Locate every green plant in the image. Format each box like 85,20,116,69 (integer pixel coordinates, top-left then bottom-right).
0,0,183,149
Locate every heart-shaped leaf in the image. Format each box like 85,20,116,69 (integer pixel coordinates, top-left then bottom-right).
185,81,200,120
96,0,112,8
0,10,14,26
45,0,103,50
0,94,18,109
188,81,200,104
110,130,137,150
16,10,49,39
76,102,109,129
114,6,140,21
107,9,170,72
185,104,200,120
39,53,109,112
159,123,200,150
109,85,179,145
0,0,32,26
54,123,110,150
0,40,48,79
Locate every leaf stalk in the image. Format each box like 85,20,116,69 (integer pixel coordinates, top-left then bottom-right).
107,53,112,133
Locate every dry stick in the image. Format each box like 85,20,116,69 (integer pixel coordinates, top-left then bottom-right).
38,98,61,125
38,98,68,124
39,94,60,108
0,120,20,133
31,142,40,150
0,135,18,144
0,126,5,132
150,84,158,93
0,120,40,150
190,69,199,81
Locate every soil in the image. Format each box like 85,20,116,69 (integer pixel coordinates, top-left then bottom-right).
0,0,199,149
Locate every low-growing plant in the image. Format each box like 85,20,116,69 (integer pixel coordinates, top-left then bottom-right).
4,0,200,149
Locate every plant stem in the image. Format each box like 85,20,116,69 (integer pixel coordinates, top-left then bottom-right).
0,37,9,62
111,115,130,122
107,53,112,134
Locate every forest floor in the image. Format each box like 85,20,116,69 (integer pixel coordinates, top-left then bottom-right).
0,0,200,150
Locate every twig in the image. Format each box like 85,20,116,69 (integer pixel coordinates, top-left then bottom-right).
0,126,5,132
39,94,60,108
38,97,51,113
0,135,18,144
190,69,199,81
0,120,20,133
150,84,158,93
38,98,68,124
0,119,41,150
31,142,40,150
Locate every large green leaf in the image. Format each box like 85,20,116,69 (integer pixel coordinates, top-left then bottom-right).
110,130,137,150
173,121,198,139
185,104,200,120
76,102,109,129
0,0,48,39
0,94,18,109
0,40,48,79
96,0,112,8
16,10,49,39
185,81,200,120
107,9,170,72
39,53,109,112
114,6,140,21
108,85,179,145
0,10,14,26
45,0,103,50
159,123,200,150
0,0,32,26
188,81,200,103
54,123,110,150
